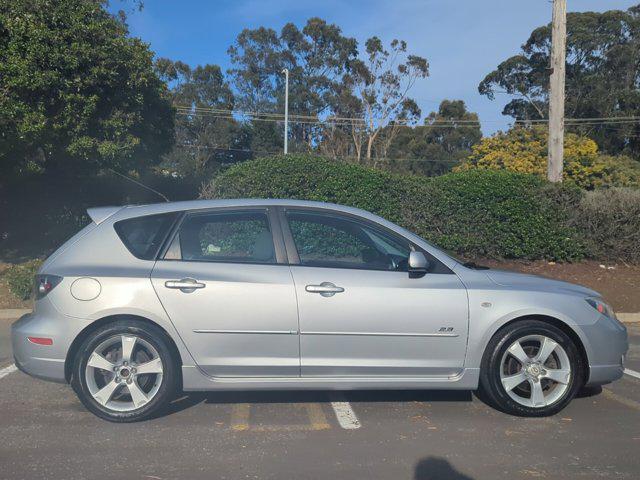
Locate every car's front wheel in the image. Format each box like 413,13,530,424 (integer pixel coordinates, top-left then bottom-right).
480,320,585,416
71,320,178,422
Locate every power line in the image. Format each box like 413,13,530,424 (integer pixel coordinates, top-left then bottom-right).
174,110,488,128
177,143,281,155
176,112,640,131
174,106,640,127
174,104,495,124
175,105,332,122
175,143,462,163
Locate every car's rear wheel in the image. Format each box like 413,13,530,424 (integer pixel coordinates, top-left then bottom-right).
71,320,178,422
480,320,585,416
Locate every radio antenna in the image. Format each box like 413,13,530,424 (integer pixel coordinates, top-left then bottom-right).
108,168,170,203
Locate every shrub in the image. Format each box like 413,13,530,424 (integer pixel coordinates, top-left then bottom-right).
200,154,403,222
202,154,586,261
572,188,640,263
594,155,640,189
397,170,584,260
457,126,640,189
3,259,43,301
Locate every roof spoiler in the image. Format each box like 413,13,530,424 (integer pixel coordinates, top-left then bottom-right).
87,206,123,225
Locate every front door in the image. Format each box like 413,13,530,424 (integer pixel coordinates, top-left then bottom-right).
151,208,300,377
281,208,469,377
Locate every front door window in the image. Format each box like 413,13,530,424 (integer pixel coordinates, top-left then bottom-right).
285,210,411,271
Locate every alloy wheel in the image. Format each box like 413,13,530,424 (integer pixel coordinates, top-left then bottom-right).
499,334,571,408
85,335,164,412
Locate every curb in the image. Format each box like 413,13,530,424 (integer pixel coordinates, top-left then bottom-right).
617,313,640,324
0,308,639,323
0,309,31,320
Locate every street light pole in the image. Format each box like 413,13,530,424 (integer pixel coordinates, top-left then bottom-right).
548,0,566,182
282,68,289,155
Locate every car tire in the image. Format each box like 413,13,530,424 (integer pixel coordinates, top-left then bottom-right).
71,320,179,423
479,319,585,417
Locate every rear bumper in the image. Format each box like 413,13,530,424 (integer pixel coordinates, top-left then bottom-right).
11,310,81,383
13,350,66,383
12,313,66,382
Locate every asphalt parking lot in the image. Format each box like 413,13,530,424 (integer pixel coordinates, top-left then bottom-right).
1,318,639,480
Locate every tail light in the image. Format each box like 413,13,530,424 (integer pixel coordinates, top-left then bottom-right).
34,274,63,300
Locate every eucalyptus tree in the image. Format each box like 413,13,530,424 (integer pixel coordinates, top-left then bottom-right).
227,18,429,162
155,59,245,176
227,17,357,153
479,5,640,157
348,37,429,163
381,100,482,176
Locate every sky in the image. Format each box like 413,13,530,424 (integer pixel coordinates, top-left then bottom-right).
116,0,639,135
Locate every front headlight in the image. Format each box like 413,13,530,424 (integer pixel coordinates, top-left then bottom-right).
586,297,616,319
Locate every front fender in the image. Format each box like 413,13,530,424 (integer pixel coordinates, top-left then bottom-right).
463,285,601,370
465,307,591,369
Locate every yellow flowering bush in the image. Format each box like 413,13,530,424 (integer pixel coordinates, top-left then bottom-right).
457,126,640,189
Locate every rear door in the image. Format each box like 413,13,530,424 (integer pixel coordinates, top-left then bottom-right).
280,207,469,378
151,207,300,377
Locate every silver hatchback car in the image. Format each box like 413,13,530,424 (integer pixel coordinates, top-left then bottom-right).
12,199,628,422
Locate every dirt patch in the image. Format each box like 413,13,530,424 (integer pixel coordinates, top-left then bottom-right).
480,259,640,313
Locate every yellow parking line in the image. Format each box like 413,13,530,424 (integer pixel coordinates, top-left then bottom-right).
602,388,640,412
229,403,330,431
305,403,331,430
251,423,324,432
230,403,251,431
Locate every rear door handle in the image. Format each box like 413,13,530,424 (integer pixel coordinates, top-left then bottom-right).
165,278,205,292
305,282,345,297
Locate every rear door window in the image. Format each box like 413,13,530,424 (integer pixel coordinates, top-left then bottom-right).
114,213,178,260
167,210,276,264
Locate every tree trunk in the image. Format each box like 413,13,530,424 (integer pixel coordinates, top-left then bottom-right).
366,129,380,164
351,128,362,163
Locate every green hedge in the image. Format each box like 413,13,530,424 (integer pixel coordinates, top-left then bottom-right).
201,155,587,261
201,155,402,221
396,170,584,260
3,259,43,300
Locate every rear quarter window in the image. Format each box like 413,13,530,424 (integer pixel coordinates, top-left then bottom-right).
114,213,178,260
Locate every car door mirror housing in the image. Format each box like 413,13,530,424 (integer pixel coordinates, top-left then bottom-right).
408,251,429,278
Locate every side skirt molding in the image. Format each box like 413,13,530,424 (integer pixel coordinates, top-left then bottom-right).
181,366,481,391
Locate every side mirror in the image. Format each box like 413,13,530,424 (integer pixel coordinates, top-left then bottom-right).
408,251,429,278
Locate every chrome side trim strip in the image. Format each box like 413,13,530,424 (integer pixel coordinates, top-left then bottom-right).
193,329,298,335
301,331,459,338
193,330,458,337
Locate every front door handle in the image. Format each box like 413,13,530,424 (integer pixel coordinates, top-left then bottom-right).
305,282,345,297
165,278,205,293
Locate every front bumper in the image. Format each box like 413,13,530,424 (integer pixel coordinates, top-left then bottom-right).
579,316,628,386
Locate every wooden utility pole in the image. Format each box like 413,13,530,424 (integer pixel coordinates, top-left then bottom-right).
548,0,567,183
282,68,289,154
